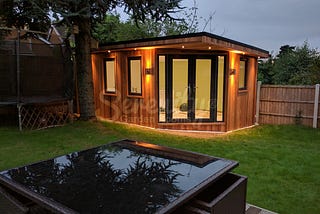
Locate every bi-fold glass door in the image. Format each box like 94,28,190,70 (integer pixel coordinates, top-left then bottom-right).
168,55,216,122
158,55,225,123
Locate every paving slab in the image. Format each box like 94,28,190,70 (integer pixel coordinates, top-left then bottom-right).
246,203,278,214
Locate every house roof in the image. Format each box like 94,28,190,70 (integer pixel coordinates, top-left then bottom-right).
0,26,64,45
94,32,269,58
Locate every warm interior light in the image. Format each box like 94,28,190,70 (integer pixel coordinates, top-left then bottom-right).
208,46,212,50
182,45,185,49
107,50,111,53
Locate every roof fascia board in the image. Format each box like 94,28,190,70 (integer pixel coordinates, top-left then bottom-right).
93,32,269,58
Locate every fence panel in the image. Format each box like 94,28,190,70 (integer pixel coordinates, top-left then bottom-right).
258,85,320,127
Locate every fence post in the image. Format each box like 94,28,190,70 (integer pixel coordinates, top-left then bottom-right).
255,81,262,125
17,104,22,131
313,84,320,128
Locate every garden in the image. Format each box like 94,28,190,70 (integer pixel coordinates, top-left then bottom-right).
0,121,319,213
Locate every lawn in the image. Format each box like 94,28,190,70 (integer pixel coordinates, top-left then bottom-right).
0,121,319,214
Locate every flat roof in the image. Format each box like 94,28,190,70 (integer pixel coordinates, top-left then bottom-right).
94,32,269,58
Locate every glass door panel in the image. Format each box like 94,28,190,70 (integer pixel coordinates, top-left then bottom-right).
172,59,188,119
160,55,225,123
195,59,211,119
158,56,166,122
217,56,225,121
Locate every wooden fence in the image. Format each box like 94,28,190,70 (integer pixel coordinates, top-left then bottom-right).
256,83,320,128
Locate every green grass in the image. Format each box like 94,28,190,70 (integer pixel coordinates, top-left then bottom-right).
0,121,319,214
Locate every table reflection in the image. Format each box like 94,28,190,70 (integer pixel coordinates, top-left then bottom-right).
0,140,233,213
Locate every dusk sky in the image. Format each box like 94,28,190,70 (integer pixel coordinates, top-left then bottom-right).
181,0,320,54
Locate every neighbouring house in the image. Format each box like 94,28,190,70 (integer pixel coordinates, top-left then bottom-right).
91,32,269,132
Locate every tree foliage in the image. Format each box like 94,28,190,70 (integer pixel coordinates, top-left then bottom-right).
258,42,320,85
92,13,193,44
92,0,217,44
0,0,183,120
257,58,274,84
0,0,50,31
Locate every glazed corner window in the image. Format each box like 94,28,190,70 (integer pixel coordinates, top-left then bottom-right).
104,59,116,93
128,57,142,95
239,58,247,90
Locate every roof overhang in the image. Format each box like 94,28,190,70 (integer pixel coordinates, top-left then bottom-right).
92,32,269,58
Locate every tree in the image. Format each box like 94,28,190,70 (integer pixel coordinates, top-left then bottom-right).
0,0,51,31
92,0,218,45
277,45,295,57
273,42,320,85
258,42,320,85
258,58,274,84
92,0,208,45
0,0,183,120
93,13,193,44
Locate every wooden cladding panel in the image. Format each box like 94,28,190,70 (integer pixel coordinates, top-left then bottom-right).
92,50,157,128
236,93,249,128
247,58,258,125
239,57,257,127
227,56,257,131
157,123,226,132
226,53,239,131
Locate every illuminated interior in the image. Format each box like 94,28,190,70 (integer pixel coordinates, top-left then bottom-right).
105,59,116,93
159,56,166,122
217,56,225,121
172,58,188,119
239,59,246,89
129,58,142,95
195,59,211,119
158,55,225,122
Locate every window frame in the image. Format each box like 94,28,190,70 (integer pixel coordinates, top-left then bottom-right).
238,58,248,90
104,58,116,95
158,55,167,122
128,56,143,97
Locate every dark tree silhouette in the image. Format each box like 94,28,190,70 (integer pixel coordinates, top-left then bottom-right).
0,0,183,120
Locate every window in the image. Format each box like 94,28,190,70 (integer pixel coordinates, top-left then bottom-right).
128,57,142,96
104,59,116,93
239,58,247,90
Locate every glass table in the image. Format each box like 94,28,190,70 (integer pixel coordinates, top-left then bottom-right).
0,139,241,214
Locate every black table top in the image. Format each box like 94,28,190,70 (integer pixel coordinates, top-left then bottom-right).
0,140,238,214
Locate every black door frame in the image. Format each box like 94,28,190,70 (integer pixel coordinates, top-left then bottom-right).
166,55,218,123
